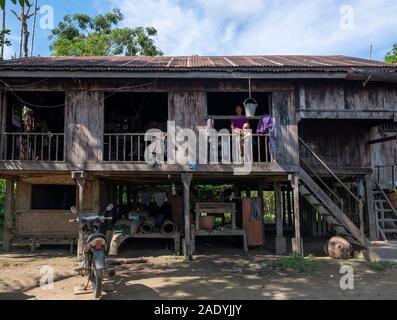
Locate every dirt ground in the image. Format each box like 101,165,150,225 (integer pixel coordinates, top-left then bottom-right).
1,239,397,300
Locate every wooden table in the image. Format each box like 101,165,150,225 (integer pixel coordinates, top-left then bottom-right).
193,202,248,253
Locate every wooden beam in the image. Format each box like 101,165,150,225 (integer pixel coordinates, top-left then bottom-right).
73,173,86,257
275,182,283,238
3,178,15,251
368,135,397,145
291,174,303,254
181,173,193,261
274,181,287,254
365,176,377,240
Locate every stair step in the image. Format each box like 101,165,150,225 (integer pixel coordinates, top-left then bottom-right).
378,219,397,222
313,204,331,215
330,222,344,228
337,231,354,238
374,200,388,203
302,194,321,206
299,185,311,195
383,229,397,233
376,209,394,213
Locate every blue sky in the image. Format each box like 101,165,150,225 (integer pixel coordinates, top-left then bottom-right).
3,0,397,61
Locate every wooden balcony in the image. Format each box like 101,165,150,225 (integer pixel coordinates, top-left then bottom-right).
103,132,273,164
0,131,299,175
0,132,65,162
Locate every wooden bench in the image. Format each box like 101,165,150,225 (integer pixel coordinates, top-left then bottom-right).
12,235,77,253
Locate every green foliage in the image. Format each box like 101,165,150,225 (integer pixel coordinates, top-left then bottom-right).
0,28,11,47
385,43,397,64
49,8,163,56
368,261,394,272
1,0,30,10
278,253,320,273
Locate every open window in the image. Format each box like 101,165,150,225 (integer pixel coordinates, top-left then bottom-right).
4,91,65,161
31,184,76,210
104,92,168,133
207,92,272,163
103,92,168,161
207,92,271,131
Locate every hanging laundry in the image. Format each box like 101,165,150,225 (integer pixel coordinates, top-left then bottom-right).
139,192,151,207
256,115,277,158
154,192,167,207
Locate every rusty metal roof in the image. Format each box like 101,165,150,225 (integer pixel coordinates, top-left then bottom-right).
0,55,395,74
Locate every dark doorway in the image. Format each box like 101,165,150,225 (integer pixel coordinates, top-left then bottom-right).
207,92,271,131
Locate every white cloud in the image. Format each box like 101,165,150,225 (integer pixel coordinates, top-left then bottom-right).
87,0,397,59
3,45,14,60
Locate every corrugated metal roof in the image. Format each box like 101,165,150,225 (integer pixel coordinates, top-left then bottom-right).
0,55,395,73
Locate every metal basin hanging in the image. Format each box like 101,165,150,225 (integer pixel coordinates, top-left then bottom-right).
243,97,258,117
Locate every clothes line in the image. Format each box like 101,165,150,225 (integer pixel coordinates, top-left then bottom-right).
204,115,265,120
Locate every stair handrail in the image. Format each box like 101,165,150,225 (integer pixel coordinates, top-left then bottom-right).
300,158,344,209
299,138,361,203
299,137,365,235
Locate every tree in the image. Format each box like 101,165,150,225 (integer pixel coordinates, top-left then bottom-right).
0,0,12,59
385,44,397,64
49,8,163,56
11,0,39,58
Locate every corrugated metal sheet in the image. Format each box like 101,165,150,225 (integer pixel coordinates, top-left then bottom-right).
0,55,395,73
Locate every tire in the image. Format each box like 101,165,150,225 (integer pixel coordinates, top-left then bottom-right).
91,267,103,299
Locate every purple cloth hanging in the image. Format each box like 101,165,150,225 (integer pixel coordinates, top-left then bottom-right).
256,115,274,134
256,115,277,158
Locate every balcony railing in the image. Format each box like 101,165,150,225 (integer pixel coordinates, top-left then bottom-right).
103,132,272,164
0,132,65,161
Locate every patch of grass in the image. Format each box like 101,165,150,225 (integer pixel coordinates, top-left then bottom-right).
367,261,395,272
278,253,320,273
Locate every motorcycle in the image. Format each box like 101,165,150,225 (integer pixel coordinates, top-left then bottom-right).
69,203,115,298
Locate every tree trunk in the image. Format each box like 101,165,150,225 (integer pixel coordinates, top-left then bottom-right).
23,20,29,57
1,3,6,59
18,6,23,58
30,0,38,57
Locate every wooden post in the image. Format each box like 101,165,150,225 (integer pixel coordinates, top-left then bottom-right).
274,182,287,254
72,172,86,258
181,173,193,261
0,91,7,161
286,190,292,226
92,178,100,213
291,175,303,255
365,175,377,240
3,178,15,252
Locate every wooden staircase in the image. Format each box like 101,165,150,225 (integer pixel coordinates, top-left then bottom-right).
299,169,368,248
299,138,370,249
373,183,397,240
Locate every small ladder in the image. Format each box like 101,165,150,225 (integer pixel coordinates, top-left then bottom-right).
374,184,397,240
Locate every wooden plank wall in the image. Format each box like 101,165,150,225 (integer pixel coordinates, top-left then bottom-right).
65,90,104,164
369,126,397,186
299,120,371,169
168,91,207,129
271,91,299,165
298,80,397,112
